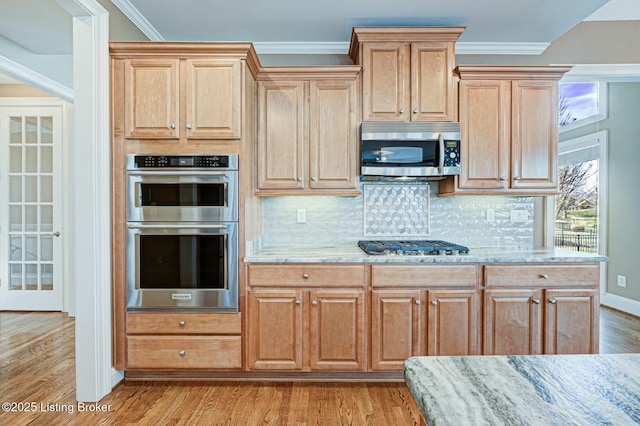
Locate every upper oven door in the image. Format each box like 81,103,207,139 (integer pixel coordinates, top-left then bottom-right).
126,170,238,222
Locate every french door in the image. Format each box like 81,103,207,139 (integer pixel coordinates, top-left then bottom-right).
0,107,62,310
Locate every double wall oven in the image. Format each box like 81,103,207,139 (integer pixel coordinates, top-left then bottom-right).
125,154,238,312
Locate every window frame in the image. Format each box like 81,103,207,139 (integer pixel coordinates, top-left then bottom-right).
558,80,608,133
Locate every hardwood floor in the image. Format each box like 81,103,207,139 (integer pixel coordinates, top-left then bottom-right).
0,306,638,426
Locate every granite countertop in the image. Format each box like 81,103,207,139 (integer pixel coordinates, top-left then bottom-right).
244,243,607,264
403,354,640,426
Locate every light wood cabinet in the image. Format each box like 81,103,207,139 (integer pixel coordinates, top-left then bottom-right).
483,264,600,355
439,66,571,196
122,57,242,140
349,27,464,122
256,67,360,195
247,264,366,371
370,265,480,370
125,312,243,370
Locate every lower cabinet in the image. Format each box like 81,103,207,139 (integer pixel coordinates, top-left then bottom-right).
483,264,600,355
125,312,242,370
369,264,481,371
371,289,481,370
247,289,366,371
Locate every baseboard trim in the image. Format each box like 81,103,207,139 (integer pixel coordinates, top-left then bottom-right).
601,292,640,317
111,368,124,388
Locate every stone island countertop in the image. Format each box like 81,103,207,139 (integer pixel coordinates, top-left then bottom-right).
244,244,607,264
403,354,640,426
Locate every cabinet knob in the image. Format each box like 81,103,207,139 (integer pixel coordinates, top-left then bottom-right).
312,300,318,306
549,299,557,305
413,108,418,114
169,124,176,129
178,321,185,327
297,177,302,182
431,300,438,306
533,299,541,305
415,300,421,305
538,274,549,280
186,124,192,130
311,177,317,182
514,176,521,181
302,273,309,279
500,177,507,182
399,108,405,114
179,350,186,357
295,300,301,305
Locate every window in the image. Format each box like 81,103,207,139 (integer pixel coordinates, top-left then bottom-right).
558,82,607,132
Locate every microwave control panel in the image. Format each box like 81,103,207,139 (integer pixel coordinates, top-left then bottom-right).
442,140,460,168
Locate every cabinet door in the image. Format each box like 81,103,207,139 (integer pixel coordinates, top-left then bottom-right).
371,290,423,371
428,290,481,356
308,79,358,190
410,42,455,121
545,289,599,354
257,81,306,190
124,58,180,139
185,59,241,139
483,289,542,355
309,290,365,371
511,80,558,189
247,289,303,370
458,80,510,189
361,42,409,121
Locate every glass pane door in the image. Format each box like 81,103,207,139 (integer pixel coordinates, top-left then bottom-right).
1,108,61,310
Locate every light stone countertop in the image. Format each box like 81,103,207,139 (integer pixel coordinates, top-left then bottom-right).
403,354,640,426
244,243,607,264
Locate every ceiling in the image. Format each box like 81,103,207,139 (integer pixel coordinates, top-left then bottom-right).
0,0,639,84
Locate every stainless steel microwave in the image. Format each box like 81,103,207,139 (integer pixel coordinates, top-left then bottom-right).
360,122,461,181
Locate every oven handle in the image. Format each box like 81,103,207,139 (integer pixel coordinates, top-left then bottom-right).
126,224,229,229
126,171,232,177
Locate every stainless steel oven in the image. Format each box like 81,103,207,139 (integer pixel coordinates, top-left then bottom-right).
125,154,239,312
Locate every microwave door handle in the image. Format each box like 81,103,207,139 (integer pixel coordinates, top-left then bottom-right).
438,133,445,170
127,224,228,230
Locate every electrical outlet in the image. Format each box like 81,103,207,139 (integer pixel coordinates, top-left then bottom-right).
486,209,495,223
617,275,627,288
510,210,528,222
296,209,306,224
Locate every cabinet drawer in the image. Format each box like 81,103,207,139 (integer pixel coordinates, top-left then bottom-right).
126,336,242,369
248,264,365,287
371,265,478,287
484,264,600,287
126,313,241,334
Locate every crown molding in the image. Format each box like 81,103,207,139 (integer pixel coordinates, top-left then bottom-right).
561,64,640,81
455,42,549,55
0,55,73,102
110,0,164,40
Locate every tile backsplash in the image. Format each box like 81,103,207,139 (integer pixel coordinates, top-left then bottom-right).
260,183,534,248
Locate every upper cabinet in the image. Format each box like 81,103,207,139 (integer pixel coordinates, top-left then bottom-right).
256,67,361,196
349,26,464,122
439,66,571,196
112,42,261,143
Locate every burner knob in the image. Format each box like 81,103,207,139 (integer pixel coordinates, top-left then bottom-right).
437,250,446,256
396,250,403,255
383,249,391,255
451,250,459,256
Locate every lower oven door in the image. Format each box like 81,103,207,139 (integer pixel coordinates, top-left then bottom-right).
126,222,238,312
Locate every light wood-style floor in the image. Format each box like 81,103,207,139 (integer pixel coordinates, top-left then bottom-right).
1,307,638,426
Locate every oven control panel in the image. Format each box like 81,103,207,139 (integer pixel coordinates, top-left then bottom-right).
130,154,238,170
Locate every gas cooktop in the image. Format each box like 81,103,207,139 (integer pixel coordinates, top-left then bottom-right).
358,240,470,256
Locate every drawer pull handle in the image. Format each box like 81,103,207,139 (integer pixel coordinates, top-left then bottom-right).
538,274,549,280
549,299,557,305
178,321,185,327
431,301,438,306
179,350,186,357
533,299,541,305
295,300,301,305
312,300,317,306
169,124,176,129
302,273,309,279
415,300,421,305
